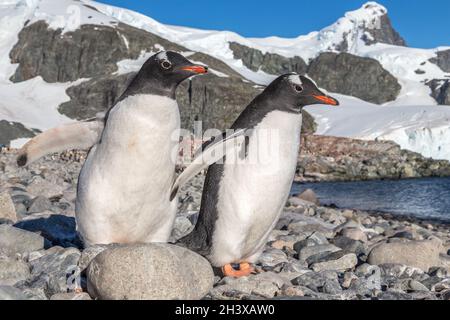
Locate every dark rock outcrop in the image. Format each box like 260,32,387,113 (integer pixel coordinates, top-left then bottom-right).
359,9,406,47
229,44,401,104
427,79,450,105
307,52,401,104
9,21,185,83
429,49,450,73
176,74,261,131
229,42,308,75
297,135,450,182
0,121,36,146
58,73,134,120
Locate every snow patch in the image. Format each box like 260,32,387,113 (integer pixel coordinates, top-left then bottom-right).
0,76,84,133
306,95,450,160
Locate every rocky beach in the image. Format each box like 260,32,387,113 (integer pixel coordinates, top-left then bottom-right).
297,135,450,182
1,149,449,300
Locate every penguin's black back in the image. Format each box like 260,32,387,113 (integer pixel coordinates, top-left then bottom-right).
179,161,224,255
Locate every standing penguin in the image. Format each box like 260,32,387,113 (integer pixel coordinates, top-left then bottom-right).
17,51,207,246
178,73,339,277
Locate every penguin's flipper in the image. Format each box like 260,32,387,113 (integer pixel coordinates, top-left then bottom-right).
170,129,247,201
16,120,104,167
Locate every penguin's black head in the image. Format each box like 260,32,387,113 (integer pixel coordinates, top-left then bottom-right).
131,51,208,97
264,73,339,112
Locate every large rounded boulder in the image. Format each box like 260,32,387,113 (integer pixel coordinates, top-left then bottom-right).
87,243,214,300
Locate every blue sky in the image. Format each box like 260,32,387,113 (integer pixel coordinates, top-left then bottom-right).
96,0,449,48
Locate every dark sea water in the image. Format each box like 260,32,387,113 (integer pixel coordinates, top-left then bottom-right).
291,177,450,223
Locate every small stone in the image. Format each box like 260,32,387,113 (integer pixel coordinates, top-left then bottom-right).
14,203,28,218
441,289,450,300
50,292,92,300
421,276,445,290
212,274,281,299
0,192,17,223
87,244,214,300
28,196,53,214
0,257,30,286
311,252,358,272
27,251,45,262
373,226,385,234
26,176,65,198
0,224,45,256
408,279,429,292
296,189,320,205
347,278,378,297
308,232,329,245
376,290,413,300
355,264,382,290
293,238,321,253
380,263,424,278
342,210,354,219
0,285,27,300
333,236,367,256
432,279,450,292
281,258,309,273
341,272,358,289
368,238,447,272
392,231,416,240
341,228,368,242
429,267,449,278
320,210,345,224
170,216,193,242
18,287,48,300
29,247,81,297
271,239,294,250
288,221,334,239
298,244,340,262
355,263,379,276
258,248,288,267
292,271,340,294
282,286,305,297
78,245,115,272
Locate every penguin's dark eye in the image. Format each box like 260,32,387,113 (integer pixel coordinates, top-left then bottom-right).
161,60,172,70
293,84,303,93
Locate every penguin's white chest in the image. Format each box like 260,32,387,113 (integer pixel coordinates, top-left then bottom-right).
76,94,180,245
210,111,302,266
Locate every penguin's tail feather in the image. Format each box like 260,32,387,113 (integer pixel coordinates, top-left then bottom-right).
169,128,247,201
16,120,104,167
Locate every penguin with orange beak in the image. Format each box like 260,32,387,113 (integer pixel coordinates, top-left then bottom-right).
178,73,339,277
18,51,208,246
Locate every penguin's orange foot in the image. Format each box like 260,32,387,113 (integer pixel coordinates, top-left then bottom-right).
222,262,255,277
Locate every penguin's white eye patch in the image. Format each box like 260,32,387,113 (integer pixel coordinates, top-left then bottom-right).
288,74,302,86
161,60,172,70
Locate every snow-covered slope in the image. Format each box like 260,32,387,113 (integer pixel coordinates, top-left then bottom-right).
306,96,450,160
0,0,449,161
0,0,81,141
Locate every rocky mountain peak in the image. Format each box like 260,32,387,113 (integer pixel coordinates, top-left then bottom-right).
319,1,406,53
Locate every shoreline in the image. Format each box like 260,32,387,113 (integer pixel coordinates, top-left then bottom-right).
290,177,450,224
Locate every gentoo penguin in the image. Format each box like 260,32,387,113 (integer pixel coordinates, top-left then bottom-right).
178,73,339,277
17,51,207,246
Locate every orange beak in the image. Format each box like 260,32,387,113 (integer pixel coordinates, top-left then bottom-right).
181,65,208,74
312,95,339,106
